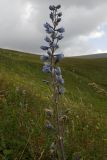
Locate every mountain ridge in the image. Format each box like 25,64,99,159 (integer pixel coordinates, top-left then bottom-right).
73,53,107,59
1,47,107,58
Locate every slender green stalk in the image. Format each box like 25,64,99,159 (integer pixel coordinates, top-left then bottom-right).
40,4,66,160
50,9,65,160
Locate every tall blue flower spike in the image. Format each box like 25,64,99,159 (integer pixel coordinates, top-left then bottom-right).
40,4,66,160
40,4,65,95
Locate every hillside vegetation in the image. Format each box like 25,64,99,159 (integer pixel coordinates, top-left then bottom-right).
0,48,107,160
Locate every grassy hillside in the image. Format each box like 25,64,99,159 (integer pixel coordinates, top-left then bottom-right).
61,57,107,114
0,48,107,160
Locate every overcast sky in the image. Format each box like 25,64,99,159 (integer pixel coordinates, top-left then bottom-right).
0,0,107,56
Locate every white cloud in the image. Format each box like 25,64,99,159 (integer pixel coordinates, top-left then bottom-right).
22,2,33,21
96,49,107,53
89,30,105,38
79,30,105,41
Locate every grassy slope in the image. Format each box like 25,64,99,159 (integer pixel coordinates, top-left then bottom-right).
61,57,107,114
0,48,107,160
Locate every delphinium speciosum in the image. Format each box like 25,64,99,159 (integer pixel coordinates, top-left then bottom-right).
40,4,66,160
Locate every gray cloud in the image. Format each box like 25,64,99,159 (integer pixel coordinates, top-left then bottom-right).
0,0,107,56
29,0,106,8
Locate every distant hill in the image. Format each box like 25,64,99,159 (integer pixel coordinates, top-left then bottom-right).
74,53,107,59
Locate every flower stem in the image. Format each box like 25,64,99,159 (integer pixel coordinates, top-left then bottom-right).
50,9,66,160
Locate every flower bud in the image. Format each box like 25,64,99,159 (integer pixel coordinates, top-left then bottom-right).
57,18,61,23
40,46,49,50
57,34,64,40
42,64,51,73
56,5,61,9
46,28,54,34
44,36,51,43
44,22,52,29
57,27,65,33
58,12,62,17
49,5,55,11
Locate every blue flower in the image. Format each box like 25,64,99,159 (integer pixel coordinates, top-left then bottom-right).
58,12,62,17
40,46,49,50
44,22,53,29
42,64,51,73
54,53,64,63
57,34,64,40
46,28,54,34
55,67,61,76
44,23,54,34
57,27,65,33
56,75,64,84
58,87,65,95
49,5,55,11
44,36,51,43
56,5,61,9
40,4,65,98
40,55,49,62
44,22,49,29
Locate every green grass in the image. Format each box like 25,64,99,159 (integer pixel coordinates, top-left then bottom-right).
0,48,107,160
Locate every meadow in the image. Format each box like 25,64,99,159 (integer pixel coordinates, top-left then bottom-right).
0,48,107,160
